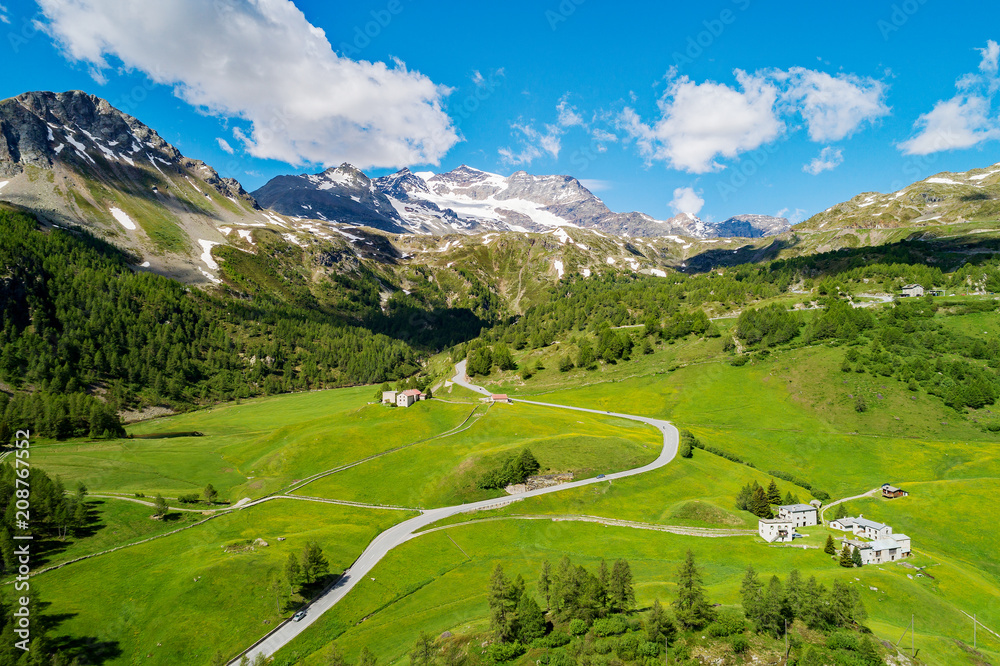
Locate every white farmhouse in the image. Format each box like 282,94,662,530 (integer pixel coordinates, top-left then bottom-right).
852,516,893,540
778,504,818,527
848,535,912,564
758,517,796,543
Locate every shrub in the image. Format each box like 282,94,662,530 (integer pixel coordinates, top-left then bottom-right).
568,619,588,636
731,355,749,367
591,615,628,637
826,630,859,651
483,641,525,664
532,632,570,649
614,633,642,660
593,639,613,655
637,641,660,658
707,608,746,637
177,493,200,504
731,634,750,654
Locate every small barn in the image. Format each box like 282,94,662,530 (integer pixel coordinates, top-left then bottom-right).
381,391,398,405
491,394,511,404
901,284,924,298
882,484,908,499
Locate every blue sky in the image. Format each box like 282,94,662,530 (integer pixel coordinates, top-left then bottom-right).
2,1,1000,224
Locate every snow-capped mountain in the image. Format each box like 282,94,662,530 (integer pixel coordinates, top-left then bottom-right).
253,164,726,238
713,214,790,238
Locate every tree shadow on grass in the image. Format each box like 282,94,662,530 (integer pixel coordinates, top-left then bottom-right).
38,603,123,664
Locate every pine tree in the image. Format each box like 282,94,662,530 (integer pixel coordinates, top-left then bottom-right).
409,632,436,666
358,647,377,666
839,543,854,568
301,541,330,584
517,593,547,643
783,491,796,505
740,565,763,628
824,535,836,555
851,546,863,568
766,479,782,505
785,569,803,620
673,550,714,629
152,493,168,518
488,564,517,642
538,560,552,611
609,559,635,612
759,576,786,638
204,483,218,503
645,598,677,646
750,485,773,518
596,560,609,609
285,552,301,594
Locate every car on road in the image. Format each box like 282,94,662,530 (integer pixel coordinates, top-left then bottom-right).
293,610,307,622
597,474,605,479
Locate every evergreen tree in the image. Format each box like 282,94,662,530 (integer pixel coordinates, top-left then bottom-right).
830,580,867,627
785,569,803,620
824,535,837,555
750,485,773,518
517,593,547,643
596,560,609,609
740,565,763,628
673,550,714,629
759,576,786,638
358,647,377,666
608,559,635,612
798,576,828,630
488,564,518,642
851,546,863,568
839,543,854,567
203,483,218,503
858,636,885,665
152,493,168,518
538,560,552,611
301,541,330,584
325,645,347,666
645,598,677,646
766,479,782,505
409,632,436,666
783,491,796,505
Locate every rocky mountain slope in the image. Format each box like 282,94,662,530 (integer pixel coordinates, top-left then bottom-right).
0,90,264,284
796,165,1000,232
253,164,789,240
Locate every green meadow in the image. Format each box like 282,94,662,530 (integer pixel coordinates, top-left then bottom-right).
295,402,661,508
30,388,476,500
34,499,415,665
274,518,1000,666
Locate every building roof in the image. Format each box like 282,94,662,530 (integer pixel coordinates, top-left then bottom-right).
401,389,423,396
831,517,856,525
759,518,795,525
902,284,922,289
853,517,888,530
868,538,902,551
891,533,910,541
883,485,902,492
780,503,816,512
491,394,509,400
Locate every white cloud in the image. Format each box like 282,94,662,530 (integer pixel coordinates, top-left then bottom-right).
591,128,618,143
557,97,585,128
803,146,844,175
979,40,999,76
898,95,998,154
780,68,889,142
0,4,10,24
776,207,808,224
899,42,1000,156
36,0,459,169
499,122,562,166
669,186,705,216
216,137,235,154
620,71,784,173
471,70,485,86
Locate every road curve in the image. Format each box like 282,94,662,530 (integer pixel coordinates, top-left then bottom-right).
237,363,678,664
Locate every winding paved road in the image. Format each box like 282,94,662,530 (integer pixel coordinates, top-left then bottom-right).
236,363,679,664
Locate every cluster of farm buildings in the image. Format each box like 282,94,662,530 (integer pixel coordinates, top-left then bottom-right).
757,485,913,565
